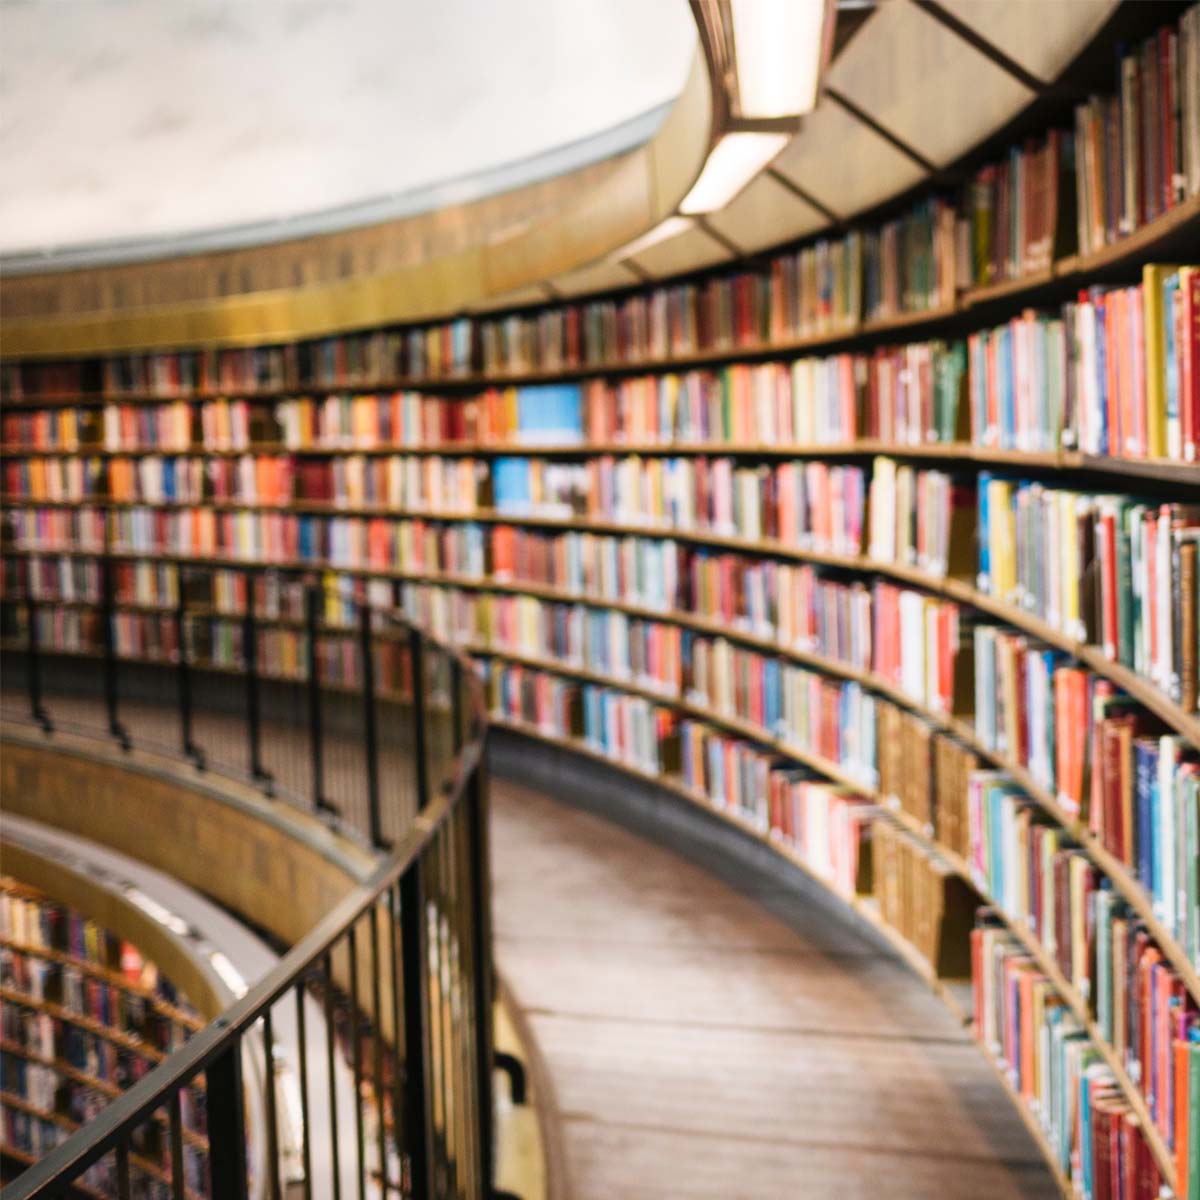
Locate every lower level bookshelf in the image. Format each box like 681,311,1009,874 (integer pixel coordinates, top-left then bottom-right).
490,718,1191,1199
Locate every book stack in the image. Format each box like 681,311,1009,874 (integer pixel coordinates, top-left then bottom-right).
958,130,1075,288
977,479,1200,712
972,919,1165,1197
873,818,975,976
1074,8,1200,257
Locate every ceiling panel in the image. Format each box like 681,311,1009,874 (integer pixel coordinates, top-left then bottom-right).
468,283,554,313
549,259,643,299
823,0,1034,168
772,102,924,218
705,171,827,255
944,0,1118,83
626,225,731,278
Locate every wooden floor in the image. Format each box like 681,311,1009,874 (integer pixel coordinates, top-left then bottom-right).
489,778,1059,1200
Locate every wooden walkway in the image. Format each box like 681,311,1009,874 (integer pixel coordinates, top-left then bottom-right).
490,778,1059,1200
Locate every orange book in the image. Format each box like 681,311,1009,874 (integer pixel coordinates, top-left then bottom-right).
1176,1040,1191,1190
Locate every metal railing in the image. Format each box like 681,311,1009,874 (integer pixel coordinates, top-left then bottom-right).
0,556,494,1199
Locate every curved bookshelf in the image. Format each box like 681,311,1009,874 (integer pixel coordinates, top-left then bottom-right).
492,714,1167,1196
6,504,1196,743
8,543,1196,1000
9,604,1185,1176
0,937,204,1033
3,10,1199,1191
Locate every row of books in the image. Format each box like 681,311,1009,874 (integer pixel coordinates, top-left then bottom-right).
871,818,974,978
5,486,1194,735
6,266,1196,463
1075,8,1200,257
1,951,188,1054
0,888,190,1013
972,921,1166,1199
5,485,1193,731
977,478,1199,711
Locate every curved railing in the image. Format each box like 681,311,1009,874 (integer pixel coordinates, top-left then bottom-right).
0,565,493,1200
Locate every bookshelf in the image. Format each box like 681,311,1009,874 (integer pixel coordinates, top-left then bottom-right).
0,877,209,1193
4,4,1200,1194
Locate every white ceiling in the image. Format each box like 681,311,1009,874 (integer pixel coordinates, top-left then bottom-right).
0,0,695,257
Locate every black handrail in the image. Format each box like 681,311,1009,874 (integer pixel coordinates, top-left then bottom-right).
0,565,494,1200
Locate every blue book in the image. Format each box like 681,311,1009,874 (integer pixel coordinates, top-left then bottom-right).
998,327,1015,448
1134,739,1156,894
763,659,781,734
1093,290,1109,455
1163,271,1181,455
162,457,176,501
977,472,992,591
517,384,583,444
492,457,532,512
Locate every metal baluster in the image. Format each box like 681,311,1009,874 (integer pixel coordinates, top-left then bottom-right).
262,1007,282,1200
208,1043,250,1200
387,885,407,1194
245,568,274,794
24,592,52,733
349,923,367,1200
295,980,314,1200
175,573,204,769
168,1090,185,1200
468,761,495,1190
116,1140,131,1199
323,951,343,1200
400,859,433,1200
369,904,389,1197
101,556,131,750
409,628,429,811
450,656,463,756
361,603,384,848
307,583,334,814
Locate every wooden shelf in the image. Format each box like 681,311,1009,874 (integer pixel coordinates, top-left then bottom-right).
6,510,1196,744
0,938,204,1032
0,1140,107,1200
3,438,1197,484
0,1039,209,1150
0,985,170,1062
0,1090,201,1194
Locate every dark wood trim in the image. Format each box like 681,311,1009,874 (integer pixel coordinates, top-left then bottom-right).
913,0,1049,96
821,87,937,173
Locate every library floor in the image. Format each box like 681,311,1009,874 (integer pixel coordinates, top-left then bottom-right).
490,778,1059,1200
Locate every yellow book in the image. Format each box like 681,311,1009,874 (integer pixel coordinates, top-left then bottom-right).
1142,263,1179,460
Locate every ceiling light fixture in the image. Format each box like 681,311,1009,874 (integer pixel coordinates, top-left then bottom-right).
611,216,695,260
679,132,789,214
730,0,833,118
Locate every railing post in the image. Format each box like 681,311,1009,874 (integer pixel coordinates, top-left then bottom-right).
175,577,204,770
400,625,434,1198
306,583,333,814
244,569,274,794
409,628,429,810
207,1042,250,1200
100,557,131,751
400,862,433,1199
360,604,384,848
450,656,464,755
25,593,53,734
467,756,495,1191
